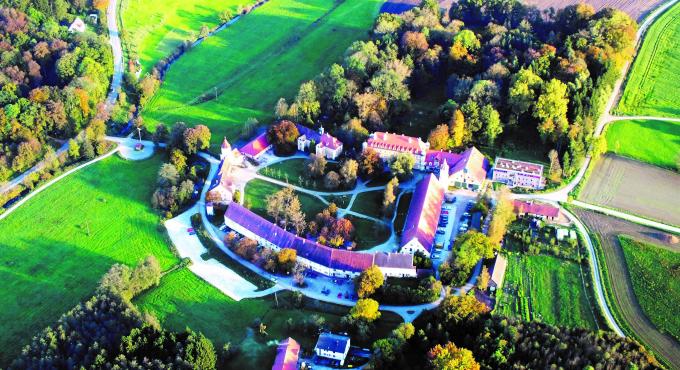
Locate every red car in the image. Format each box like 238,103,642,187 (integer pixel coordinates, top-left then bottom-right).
187,228,196,235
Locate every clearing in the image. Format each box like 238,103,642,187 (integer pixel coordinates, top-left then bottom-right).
574,208,680,368
618,1,680,116
496,253,599,330
120,0,242,72
579,154,680,226
619,236,680,342
136,268,402,369
0,155,178,366
605,119,680,169
142,0,383,146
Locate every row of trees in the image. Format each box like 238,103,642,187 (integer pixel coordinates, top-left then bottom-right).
0,3,113,183
368,293,659,369
11,257,218,369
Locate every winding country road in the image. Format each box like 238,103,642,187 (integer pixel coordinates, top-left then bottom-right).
0,0,125,197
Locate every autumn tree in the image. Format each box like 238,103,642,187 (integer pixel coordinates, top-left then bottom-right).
358,148,383,179
277,248,297,274
295,81,320,124
306,153,327,178
267,120,300,156
382,177,399,215
266,186,306,234
487,187,515,246
324,171,341,190
428,124,450,150
481,104,502,146
477,265,490,290
350,298,381,322
428,342,480,370
449,109,467,148
339,159,358,187
548,149,562,181
534,79,569,142
183,125,211,155
389,153,415,179
356,265,384,298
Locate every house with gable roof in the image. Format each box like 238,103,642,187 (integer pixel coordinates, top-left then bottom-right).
240,132,271,160
363,131,430,170
296,124,343,160
400,173,445,257
314,332,350,366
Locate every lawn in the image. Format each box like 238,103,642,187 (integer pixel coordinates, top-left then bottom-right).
605,119,680,169
346,215,391,250
0,155,178,365
619,236,680,342
394,192,412,236
351,190,385,219
258,158,352,192
120,0,243,72
244,178,326,219
136,268,402,369
142,0,383,147
496,253,598,330
618,2,680,117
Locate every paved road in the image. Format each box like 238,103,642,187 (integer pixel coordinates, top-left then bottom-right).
0,142,69,196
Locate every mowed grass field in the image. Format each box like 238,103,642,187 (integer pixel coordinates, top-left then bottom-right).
619,236,680,342
0,155,178,365
579,154,680,226
496,253,598,330
121,0,243,72
618,1,680,116
142,0,383,146
136,268,402,369
605,119,680,169
574,209,680,368
244,178,326,220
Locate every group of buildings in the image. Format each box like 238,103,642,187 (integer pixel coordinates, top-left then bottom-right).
272,333,351,370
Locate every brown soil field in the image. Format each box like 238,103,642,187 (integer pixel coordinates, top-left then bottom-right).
575,209,680,368
579,154,680,227
523,0,663,20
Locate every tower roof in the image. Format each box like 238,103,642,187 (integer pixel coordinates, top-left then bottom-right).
221,137,231,150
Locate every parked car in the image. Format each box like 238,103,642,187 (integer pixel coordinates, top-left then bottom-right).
187,228,196,235
437,229,446,235
442,210,449,215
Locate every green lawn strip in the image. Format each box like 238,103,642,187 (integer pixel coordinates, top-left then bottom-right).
121,0,242,72
619,236,680,341
618,2,680,117
496,253,597,329
142,0,383,146
258,158,350,192
0,155,178,365
244,178,326,220
135,268,401,369
346,215,390,250
350,190,385,219
393,192,412,236
605,119,680,169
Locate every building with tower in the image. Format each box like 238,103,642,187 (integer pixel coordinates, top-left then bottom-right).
206,138,244,204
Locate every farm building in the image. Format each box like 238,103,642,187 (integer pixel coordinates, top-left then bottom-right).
314,332,350,366
272,337,300,370
68,17,86,33
492,157,545,189
296,125,343,160
240,132,271,160
223,203,417,278
513,200,560,220
400,174,445,257
206,138,244,204
363,131,430,170
489,254,507,291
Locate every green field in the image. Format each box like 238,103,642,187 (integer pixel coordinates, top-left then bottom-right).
351,190,385,219
346,215,390,250
618,2,680,117
121,0,243,72
0,155,178,365
142,0,382,146
244,178,326,219
136,268,401,369
496,253,598,329
619,236,680,341
605,119,680,169
259,158,351,192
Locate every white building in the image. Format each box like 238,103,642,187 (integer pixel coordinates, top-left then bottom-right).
68,17,86,33
363,132,430,170
297,125,343,160
492,157,545,189
314,333,350,366
206,138,244,204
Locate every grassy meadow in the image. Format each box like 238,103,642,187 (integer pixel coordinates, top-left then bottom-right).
605,119,680,169
618,2,680,117
496,253,598,330
351,190,385,219
244,178,326,220
142,0,383,146
121,0,243,72
0,155,178,365
136,268,402,369
619,236,680,342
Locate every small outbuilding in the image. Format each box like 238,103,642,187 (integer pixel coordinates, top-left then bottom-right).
488,254,507,291
68,17,86,33
314,332,350,366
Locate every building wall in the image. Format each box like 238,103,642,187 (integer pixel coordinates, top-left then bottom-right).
492,169,543,189
364,144,426,170
400,238,430,257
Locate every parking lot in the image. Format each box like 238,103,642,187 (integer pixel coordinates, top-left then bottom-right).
431,191,478,273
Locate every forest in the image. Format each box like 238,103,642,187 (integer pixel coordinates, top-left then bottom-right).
0,0,112,183
281,0,635,183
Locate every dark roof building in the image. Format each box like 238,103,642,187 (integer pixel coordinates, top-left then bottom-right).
314,332,351,366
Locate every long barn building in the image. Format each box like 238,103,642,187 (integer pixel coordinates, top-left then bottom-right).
224,203,416,278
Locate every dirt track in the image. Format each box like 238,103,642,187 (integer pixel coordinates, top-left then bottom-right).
524,0,664,20
579,154,680,227
575,209,680,368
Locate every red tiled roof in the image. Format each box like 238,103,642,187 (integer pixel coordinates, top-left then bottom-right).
494,157,543,176
513,200,559,218
448,147,489,184
272,337,300,370
224,203,415,272
365,132,429,155
401,174,445,253
240,133,270,157
318,133,342,150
